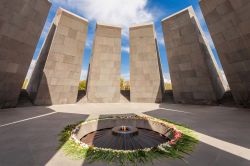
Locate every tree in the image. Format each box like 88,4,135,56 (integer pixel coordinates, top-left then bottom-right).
120,78,125,90
124,81,130,90
79,80,86,90
22,79,29,90
164,83,172,90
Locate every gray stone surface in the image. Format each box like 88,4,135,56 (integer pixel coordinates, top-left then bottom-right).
27,8,88,105
86,23,121,103
130,23,164,103
0,0,51,108
200,0,250,106
0,103,249,166
162,7,225,104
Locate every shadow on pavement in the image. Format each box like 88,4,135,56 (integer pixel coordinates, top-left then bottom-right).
143,103,250,166
0,107,89,166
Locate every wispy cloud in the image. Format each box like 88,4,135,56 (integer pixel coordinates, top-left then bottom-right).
203,29,215,49
163,72,171,83
28,19,53,80
85,37,93,49
193,7,215,49
51,0,154,36
32,18,53,59
156,30,165,46
122,46,130,53
80,69,88,80
40,20,52,41
26,59,37,80
220,69,230,91
121,73,130,81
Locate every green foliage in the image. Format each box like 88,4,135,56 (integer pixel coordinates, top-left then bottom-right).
120,78,130,90
78,80,86,90
164,83,172,90
120,78,125,89
59,117,198,165
58,122,83,148
62,139,89,160
161,119,199,159
22,79,29,89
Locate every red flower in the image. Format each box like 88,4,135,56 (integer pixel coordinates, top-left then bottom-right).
169,140,176,145
174,131,182,139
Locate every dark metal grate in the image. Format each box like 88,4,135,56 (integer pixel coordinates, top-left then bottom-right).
81,128,169,150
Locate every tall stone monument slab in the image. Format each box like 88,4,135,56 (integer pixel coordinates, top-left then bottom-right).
130,23,164,103
86,23,121,103
0,0,51,108
200,0,250,106
162,7,225,104
27,8,88,105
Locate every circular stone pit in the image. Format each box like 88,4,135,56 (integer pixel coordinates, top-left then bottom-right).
71,116,182,150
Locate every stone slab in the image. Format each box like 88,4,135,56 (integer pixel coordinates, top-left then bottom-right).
86,23,121,103
162,6,225,104
0,0,51,108
130,23,164,103
27,8,88,105
200,0,250,106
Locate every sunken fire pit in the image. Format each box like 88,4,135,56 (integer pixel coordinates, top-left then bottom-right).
71,115,182,150
60,115,198,165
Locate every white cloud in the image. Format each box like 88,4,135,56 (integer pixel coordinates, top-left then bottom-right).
122,46,130,53
80,69,88,80
51,0,153,36
194,8,215,49
156,31,165,46
40,18,53,42
85,37,93,48
158,36,165,46
203,30,215,49
220,69,230,91
26,59,37,80
163,72,171,83
121,73,130,81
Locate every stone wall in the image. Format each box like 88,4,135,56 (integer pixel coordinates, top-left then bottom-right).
162,7,225,104
86,23,121,103
27,8,88,105
0,0,51,108
130,23,164,103
200,0,250,106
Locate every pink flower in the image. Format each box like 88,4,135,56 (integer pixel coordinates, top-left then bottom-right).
174,131,182,139
169,140,176,145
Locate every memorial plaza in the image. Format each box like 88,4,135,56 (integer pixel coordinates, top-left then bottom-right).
0,0,250,165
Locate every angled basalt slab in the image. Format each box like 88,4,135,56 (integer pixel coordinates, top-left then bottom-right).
162,7,225,104
0,0,51,108
27,8,88,105
86,23,121,103
129,23,164,103
200,0,250,106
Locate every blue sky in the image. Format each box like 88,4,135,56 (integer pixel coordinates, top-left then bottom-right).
27,0,224,83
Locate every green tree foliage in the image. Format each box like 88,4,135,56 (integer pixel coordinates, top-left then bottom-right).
120,78,124,89
79,80,86,90
22,79,29,89
123,81,130,90
120,78,130,90
165,83,172,90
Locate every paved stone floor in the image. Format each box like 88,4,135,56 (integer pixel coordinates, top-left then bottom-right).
0,103,250,166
